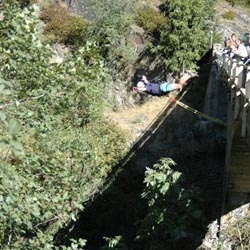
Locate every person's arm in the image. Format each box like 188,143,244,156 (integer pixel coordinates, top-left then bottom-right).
142,75,149,84
134,86,147,92
132,75,149,92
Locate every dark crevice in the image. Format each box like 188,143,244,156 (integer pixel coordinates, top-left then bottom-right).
57,59,228,250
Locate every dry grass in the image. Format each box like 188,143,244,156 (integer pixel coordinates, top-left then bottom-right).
104,96,170,143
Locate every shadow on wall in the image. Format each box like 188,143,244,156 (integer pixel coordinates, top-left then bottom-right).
56,62,228,250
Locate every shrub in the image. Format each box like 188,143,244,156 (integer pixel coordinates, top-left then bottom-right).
135,6,166,33
221,212,250,248
86,0,139,71
222,10,236,20
139,158,204,248
63,16,89,46
40,4,89,47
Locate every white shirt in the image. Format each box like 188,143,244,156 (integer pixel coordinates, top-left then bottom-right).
236,44,249,58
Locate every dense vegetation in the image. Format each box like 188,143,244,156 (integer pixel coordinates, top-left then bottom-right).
0,0,234,249
137,158,204,249
0,1,127,249
154,0,215,72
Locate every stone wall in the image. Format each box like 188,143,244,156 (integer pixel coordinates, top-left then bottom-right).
198,203,250,250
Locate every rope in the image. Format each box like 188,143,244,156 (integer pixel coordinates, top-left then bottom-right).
167,95,227,127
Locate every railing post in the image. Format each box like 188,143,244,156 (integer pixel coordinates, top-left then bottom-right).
228,59,237,90
223,53,230,72
246,66,250,100
242,66,250,138
230,59,237,104
237,61,244,88
230,59,237,80
234,61,244,120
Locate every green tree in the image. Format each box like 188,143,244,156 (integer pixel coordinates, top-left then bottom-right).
154,0,215,72
102,235,128,250
138,158,204,249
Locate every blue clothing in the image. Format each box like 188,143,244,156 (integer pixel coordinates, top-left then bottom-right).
160,81,175,92
144,81,174,95
145,83,161,95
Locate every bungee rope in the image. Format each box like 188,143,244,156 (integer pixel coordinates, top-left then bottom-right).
167,95,227,127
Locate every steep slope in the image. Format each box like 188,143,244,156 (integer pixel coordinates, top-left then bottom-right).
106,0,250,142
215,0,250,38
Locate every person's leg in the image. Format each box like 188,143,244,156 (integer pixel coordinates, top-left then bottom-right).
160,82,182,93
178,73,192,85
168,83,182,91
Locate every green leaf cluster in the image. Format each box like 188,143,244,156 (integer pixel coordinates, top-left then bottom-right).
154,0,215,72
139,158,204,249
0,4,54,91
102,235,128,250
0,121,126,249
0,78,25,156
222,10,236,20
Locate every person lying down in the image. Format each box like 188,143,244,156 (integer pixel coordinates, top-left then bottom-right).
133,71,196,95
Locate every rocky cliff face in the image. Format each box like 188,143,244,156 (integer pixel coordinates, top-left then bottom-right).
67,0,96,20
215,1,250,39
67,0,250,39
198,204,250,250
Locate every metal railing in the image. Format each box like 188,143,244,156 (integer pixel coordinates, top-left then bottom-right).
215,45,250,214
215,48,250,139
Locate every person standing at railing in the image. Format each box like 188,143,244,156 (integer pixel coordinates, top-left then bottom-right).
225,33,238,56
233,38,249,61
245,32,250,57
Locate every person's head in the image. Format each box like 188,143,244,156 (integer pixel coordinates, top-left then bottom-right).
231,33,237,41
137,81,145,88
